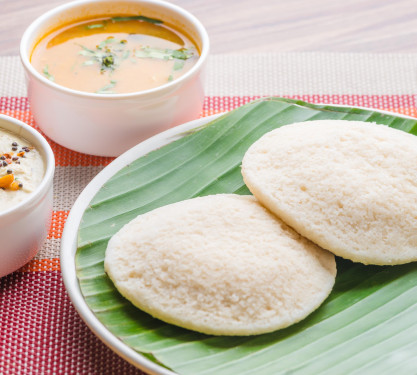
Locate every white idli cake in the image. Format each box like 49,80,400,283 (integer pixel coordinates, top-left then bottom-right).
242,119,417,265
105,194,336,336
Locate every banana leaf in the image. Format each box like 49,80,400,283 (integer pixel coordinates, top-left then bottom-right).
76,97,417,374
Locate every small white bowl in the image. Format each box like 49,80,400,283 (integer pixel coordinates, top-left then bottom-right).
20,0,209,157
0,115,54,277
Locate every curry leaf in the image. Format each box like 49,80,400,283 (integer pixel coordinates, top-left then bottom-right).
96,80,117,94
111,15,163,24
77,44,96,54
98,37,115,50
82,60,96,66
135,47,194,61
42,65,55,81
86,24,105,29
173,60,185,71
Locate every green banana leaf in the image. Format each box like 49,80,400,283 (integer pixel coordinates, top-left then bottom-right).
76,97,417,374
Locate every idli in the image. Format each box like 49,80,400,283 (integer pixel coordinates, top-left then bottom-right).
242,119,417,265
105,194,336,336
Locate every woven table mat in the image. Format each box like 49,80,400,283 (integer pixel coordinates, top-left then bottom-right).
0,53,416,374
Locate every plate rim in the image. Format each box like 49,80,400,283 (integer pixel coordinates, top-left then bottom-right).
61,113,221,375
60,104,417,374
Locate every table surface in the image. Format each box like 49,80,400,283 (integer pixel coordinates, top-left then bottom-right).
1,2,416,374
1,0,417,55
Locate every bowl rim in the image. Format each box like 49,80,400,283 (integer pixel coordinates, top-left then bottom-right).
0,114,55,218
20,0,210,100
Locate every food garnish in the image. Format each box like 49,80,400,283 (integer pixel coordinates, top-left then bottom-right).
42,65,55,81
32,15,199,93
0,141,33,191
111,15,163,24
96,80,117,94
0,174,14,188
86,24,105,29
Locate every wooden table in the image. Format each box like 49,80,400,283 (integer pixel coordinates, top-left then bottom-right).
1,0,416,55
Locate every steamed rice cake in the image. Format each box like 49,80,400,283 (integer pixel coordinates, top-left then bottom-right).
242,120,417,265
104,194,336,336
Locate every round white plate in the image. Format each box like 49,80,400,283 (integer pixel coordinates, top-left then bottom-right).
61,106,417,374
61,114,219,375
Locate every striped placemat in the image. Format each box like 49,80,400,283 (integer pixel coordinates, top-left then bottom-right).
0,53,416,374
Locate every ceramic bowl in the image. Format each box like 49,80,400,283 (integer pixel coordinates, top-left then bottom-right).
0,115,54,277
20,0,209,157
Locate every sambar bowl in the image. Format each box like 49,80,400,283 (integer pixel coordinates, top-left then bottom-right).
20,0,209,156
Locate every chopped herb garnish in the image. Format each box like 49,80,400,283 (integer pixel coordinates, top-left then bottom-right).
77,42,121,72
135,48,168,60
86,24,105,29
102,55,114,68
74,25,196,94
79,49,99,57
98,37,115,50
111,15,163,24
42,65,55,81
135,47,194,61
96,80,117,94
173,60,185,71
78,44,96,54
171,49,194,60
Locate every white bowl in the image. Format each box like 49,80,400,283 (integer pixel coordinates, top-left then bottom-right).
0,115,55,277
20,0,209,157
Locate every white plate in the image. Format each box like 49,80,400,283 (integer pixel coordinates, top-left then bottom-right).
61,106,417,374
61,114,220,375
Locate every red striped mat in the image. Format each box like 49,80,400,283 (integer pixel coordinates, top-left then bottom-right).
1,94,416,374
